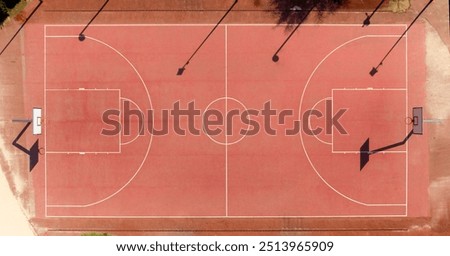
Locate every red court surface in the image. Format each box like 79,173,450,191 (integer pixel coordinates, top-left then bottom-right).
46,89,121,153
332,89,407,153
23,24,428,218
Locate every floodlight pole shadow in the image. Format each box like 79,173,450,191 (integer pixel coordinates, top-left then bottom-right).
370,0,433,76
360,107,424,170
272,5,315,63
177,0,239,76
360,130,415,171
79,0,111,41
362,0,387,27
0,0,43,56
12,122,39,172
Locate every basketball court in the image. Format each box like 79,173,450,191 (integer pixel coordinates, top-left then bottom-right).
21,23,428,218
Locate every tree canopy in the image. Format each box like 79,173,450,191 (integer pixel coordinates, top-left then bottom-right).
3,0,20,9
0,8,7,24
269,0,348,25
0,0,21,25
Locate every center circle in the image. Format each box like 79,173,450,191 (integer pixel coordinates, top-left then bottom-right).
202,97,250,146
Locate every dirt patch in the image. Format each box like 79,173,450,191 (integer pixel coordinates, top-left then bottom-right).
425,22,450,233
0,1,35,235
387,0,411,13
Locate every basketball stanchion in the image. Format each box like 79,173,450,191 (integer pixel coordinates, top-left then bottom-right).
0,0,43,56
11,108,42,172
359,107,423,170
177,0,239,76
370,0,434,76
272,4,315,63
362,0,387,27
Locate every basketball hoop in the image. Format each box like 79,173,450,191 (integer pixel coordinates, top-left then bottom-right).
405,116,414,125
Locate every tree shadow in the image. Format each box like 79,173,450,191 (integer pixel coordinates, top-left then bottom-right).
268,0,348,28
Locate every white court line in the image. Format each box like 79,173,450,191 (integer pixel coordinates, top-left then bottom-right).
405,31,409,216
45,213,408,219
332,151,407,154
225,25,228,217
308,97,332,145
45,88,120,91
332,86,334,154
332,87,334,152
331,88,407,91
46,151,121,154
46,34,154,209
44,24,409,27
120,97,145,146
299,34,408,208
45,35,79,38
118,89,122,153
44,25,48,217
